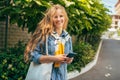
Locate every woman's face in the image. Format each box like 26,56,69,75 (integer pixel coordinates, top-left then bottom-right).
53,9,65,30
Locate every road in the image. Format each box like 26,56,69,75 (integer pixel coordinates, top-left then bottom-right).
70,39,120,80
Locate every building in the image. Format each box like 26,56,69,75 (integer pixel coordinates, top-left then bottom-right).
110,15,120,29
115,0,120,14
110,0,120,29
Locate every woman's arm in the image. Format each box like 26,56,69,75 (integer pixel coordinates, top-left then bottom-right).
39,54,67,63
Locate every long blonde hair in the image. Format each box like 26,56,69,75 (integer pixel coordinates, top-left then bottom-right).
24,4,68,63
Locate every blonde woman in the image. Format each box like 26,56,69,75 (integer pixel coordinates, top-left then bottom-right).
24,4,73,80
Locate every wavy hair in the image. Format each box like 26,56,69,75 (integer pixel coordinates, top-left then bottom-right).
24,4,68,63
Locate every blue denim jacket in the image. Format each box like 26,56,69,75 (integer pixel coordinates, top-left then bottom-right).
30,30,73,80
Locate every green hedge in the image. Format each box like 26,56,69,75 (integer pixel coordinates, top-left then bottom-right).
0,41,29,80
67,41,95,72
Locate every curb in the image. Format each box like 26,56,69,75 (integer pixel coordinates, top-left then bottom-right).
67,40,103,79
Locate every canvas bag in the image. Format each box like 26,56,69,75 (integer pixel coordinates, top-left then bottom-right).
25,36,53,80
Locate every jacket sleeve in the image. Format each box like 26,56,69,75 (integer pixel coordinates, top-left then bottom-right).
30,41,45,64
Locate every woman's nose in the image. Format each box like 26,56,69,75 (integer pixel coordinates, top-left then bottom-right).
57,17,61,21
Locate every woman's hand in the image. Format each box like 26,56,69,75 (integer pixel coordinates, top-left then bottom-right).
54,54,67,63
65,57,73,64
54,55,73,64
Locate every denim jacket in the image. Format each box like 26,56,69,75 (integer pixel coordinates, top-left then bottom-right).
30,30,73,80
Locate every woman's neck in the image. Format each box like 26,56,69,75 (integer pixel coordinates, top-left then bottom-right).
55,28,62,36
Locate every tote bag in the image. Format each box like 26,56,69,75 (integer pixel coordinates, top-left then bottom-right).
25,62,53,80
25,36,53,80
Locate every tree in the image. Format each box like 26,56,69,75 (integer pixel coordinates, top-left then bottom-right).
0,0,111,43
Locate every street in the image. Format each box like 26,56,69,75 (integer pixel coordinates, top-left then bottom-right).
70,39,120,80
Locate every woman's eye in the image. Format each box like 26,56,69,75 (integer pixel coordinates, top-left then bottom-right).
54,16,58,18
60,15,63,17
53,15,63,19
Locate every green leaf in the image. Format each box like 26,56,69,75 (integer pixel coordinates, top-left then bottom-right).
33,0,42,5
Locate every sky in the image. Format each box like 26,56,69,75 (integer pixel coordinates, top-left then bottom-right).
102,0,118,14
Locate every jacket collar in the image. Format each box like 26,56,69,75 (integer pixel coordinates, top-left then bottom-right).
52,30,68,38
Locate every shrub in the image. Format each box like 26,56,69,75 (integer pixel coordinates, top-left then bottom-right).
0,41,29,80
68,41,95,72
117,29,120,36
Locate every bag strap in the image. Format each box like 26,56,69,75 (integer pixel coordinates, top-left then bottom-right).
45,35,48,55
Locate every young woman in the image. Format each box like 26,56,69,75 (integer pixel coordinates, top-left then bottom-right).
24,4,73,80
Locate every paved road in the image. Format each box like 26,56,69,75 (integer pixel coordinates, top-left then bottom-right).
70,39,120,80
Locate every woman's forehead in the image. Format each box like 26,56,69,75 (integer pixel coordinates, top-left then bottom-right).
54,9,64,14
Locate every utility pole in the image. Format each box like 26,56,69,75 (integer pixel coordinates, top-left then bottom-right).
4,0,10,51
